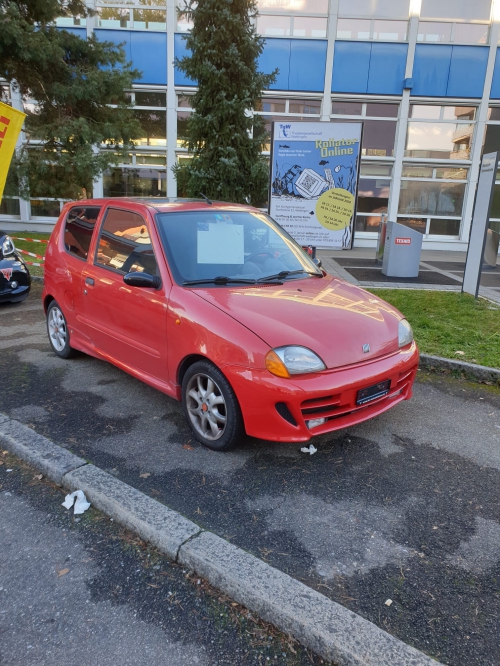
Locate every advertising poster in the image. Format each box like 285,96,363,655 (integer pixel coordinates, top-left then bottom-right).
268,121,363,249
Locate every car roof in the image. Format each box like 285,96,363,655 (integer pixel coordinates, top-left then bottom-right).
69,197,261,214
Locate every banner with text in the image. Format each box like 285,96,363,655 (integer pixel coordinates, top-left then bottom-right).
269,121,362,249
0,101,26,204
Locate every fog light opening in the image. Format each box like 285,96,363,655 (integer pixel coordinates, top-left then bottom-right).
10,281,18,289
306,417,327,429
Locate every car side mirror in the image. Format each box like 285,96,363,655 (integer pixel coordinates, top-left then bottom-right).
123,272,161,289
313,257,322,269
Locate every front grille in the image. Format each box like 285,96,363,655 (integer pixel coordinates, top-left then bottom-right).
275,402,298,426
300,393,341,419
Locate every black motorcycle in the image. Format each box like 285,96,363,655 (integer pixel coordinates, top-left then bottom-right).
0,230,31,304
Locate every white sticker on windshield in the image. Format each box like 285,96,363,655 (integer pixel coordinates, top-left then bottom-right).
197,223,244,264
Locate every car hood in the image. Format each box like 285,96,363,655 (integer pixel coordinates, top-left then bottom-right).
193,276,403,369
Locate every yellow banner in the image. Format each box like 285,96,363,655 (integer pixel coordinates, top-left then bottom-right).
0,101,26,204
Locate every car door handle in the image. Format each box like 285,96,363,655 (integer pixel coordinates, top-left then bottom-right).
85,277,94,286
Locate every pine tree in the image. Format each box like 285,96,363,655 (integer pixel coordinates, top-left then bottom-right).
0,0,142,200
174,0,276,206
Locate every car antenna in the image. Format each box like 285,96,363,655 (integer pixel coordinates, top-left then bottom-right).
199,192,213,205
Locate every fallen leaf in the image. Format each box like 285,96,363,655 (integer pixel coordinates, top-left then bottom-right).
0,461,4,465
183,444,194,450
146,583,159,588
454,350,465,355
139,472,151,479
57,568,70,577
33,474,43,480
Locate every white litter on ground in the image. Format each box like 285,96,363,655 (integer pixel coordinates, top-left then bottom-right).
300,444,317,455
62,490,91,515
385,599,393,607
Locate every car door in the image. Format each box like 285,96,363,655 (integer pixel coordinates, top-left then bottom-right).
57,204,103,340
80,205,170,382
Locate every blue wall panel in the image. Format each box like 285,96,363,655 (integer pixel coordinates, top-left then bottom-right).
367,43,407,94
331,41,371,93
258,39,291,90
56,27,86,37
288,40,327,91
174,33,196,86
447,46,488,98
490,48,500,98
95,30,166,84
412,44,487,98
411,44,452,97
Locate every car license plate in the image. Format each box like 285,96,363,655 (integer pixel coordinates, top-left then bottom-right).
356,379,391,405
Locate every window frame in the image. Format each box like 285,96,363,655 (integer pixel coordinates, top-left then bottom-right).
94,206,159,276
63,205,103,263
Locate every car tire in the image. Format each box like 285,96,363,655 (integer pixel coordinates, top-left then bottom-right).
181,360,244,452
46,300,77,359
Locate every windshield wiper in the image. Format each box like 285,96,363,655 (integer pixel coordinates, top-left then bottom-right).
183,276,283,286
257,269,322,282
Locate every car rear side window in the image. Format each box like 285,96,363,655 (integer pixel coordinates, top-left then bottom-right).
64,206,101,260
95,208,159,275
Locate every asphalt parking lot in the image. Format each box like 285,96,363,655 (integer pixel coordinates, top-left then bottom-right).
1,283,499,666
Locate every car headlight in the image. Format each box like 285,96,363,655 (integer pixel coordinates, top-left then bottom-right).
398,319,413,348
1,236,15,257
265,346,326,378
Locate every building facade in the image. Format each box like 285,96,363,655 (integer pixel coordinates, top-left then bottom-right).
2,0,500,250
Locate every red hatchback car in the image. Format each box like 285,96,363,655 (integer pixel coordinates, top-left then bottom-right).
43,198,418,451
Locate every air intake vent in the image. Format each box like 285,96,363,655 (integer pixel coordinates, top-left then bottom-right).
275,402,298,426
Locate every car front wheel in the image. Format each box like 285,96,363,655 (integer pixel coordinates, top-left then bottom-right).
46,301,77,359
182,361,244,451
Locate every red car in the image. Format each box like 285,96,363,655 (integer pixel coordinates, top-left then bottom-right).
42,198,418,451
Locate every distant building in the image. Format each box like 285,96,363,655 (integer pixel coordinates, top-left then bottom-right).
2,0,500,251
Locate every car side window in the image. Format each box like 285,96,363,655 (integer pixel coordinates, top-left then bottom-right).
64,206,101,260
95,208,159,276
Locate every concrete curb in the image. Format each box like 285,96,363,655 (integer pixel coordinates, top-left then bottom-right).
419,353,500,384
0,413,441,666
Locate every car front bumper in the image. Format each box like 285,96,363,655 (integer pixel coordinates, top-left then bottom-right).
223,343,419,442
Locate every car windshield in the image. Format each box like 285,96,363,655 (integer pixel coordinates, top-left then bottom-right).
155,210,321,285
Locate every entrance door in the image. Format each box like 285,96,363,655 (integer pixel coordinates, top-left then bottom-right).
80,206,169,382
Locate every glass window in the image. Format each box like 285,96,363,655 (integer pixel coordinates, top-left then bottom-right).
55,16,87,26
331,101,363,115
362,120,397,157
103,168,166,197
289,99,321,114
133,9,166,29
257,0,328,13
177,95,194,108
435,167,468,179
133,110,166,146
337,18,371,39
453,23,489,44
135,153,167,165
257,15,291,36
405,122,472,159
373,20,407,41
420,0,491,21
0,199,20,216
411,105,441,119
402,165,434,177
428,218,460,235
64,206,101,260
483,124,500,154
360,164,392,176
96,209,158,275
417,22,452,42
443,106,476,121
30,200,61,217
176,11,193,32
258,98,286,113
355,215,383,232
397,217,427,234
488,107,500,121
339,0,410,18
357,177,390,214
398,181,466,216
156,210,319,284
134,92,166,107
366,103,399,118
490,185,500,219
97,8,130,28
177,111,190,147
293,16,328,37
